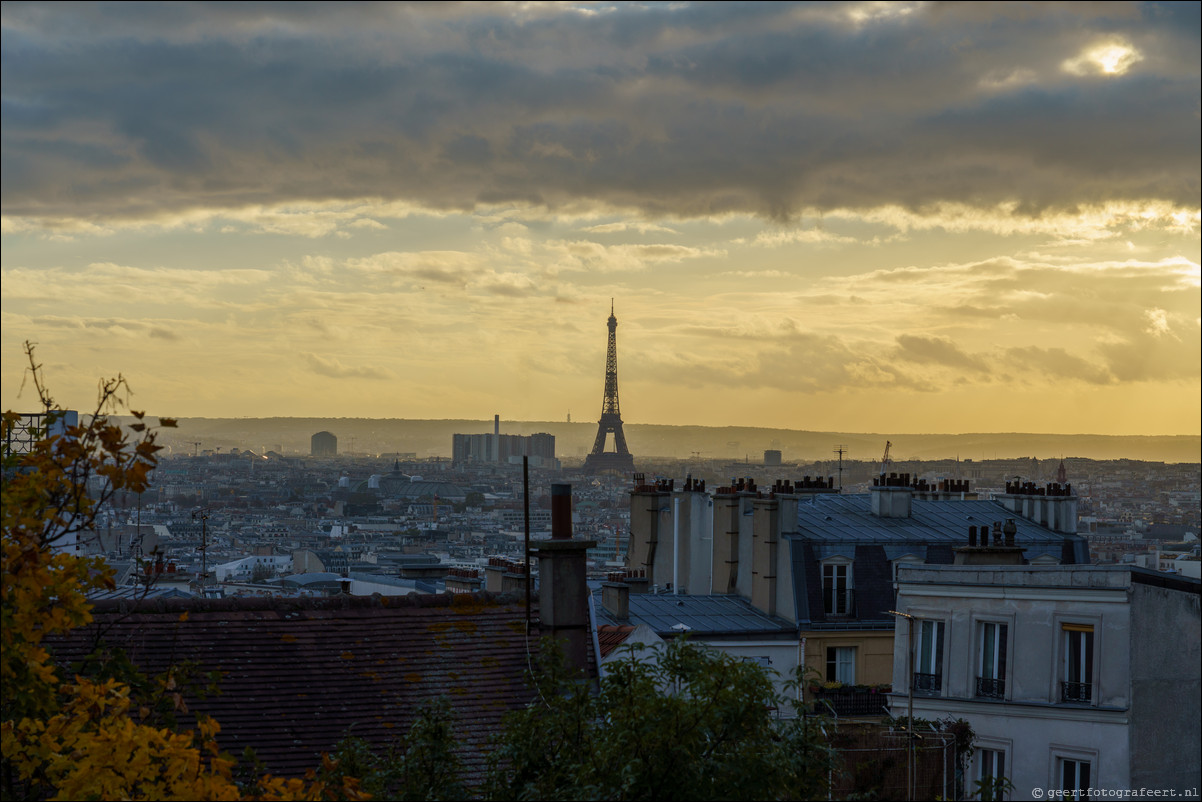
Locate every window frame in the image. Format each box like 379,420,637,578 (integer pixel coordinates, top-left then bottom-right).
912,617,946,695
976,745,1008,801
820,557,854,617
1056,617,1098,705
974,617,1012,700
826,645,856,685
1049,745,1098,802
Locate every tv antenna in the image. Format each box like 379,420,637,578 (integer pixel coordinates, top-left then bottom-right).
833,445,847,491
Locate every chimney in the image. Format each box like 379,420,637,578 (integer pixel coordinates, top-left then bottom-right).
530,483,597,677
602,572,630,620
954,522,1025,565
751,496,780,617
870,473,913,518
628,478,669,587
706,485,745,593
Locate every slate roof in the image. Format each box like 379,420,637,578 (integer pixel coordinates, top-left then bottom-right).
795,495,1087,558
594,593,797,638
46,592,538,782
788,494,1091,625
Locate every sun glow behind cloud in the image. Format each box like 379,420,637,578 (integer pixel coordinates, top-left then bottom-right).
1063,39,1144,76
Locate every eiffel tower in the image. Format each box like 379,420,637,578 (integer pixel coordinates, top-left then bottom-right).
583,302,635,474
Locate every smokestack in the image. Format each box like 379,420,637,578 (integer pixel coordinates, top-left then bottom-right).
494,414,500,436
552,483,572,539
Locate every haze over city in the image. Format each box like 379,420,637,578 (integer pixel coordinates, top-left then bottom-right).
2,2,1199,437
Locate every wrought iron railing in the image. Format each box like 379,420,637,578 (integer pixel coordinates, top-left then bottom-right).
812,687,891,717
975,676,1006,698
912,672,942,693
1061,680,1092,703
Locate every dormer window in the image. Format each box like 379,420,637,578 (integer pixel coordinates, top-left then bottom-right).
822,558,853,616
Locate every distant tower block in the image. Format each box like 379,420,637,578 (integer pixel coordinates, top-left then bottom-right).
584,302,636,475
764,449,782,466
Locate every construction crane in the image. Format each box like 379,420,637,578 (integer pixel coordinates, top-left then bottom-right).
880,440,893,476
191,441,202,457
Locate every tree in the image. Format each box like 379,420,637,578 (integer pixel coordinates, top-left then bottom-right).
317,698,465,802
1,345,364,801
483,638,834,801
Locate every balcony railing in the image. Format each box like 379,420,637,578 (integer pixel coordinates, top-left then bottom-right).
912,672,942,694
812,686,891,717
975,676,1006,699
1061,680,1092,703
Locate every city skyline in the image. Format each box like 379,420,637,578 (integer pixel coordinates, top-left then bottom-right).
2,2,1199,436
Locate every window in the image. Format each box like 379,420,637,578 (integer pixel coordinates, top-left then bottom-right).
977,749,1007,801
1059,758,1092,801
826,646,856,684
913,619,944,693
822,560,853,615
976,622,1008,698
1061,624,1094,703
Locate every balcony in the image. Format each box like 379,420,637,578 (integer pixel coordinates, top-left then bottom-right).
912,672,942,694
811,685,892,717
975,676,1006,699
1061,680,1092,703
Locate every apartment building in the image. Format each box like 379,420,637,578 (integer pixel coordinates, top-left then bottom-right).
891,564,1201,800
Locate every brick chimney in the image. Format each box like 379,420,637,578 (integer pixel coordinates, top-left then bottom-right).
530,483,596,677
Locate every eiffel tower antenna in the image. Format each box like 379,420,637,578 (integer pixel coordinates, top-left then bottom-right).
584,301,635,474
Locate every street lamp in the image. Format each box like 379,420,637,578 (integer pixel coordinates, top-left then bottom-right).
888,609,916,801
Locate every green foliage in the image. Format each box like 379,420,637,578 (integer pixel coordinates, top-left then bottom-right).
973,774,1015,802
483,638,834,802
321,698,465,801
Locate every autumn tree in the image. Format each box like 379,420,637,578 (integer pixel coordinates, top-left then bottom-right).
1,345,363,801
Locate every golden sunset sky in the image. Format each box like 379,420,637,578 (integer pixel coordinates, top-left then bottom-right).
2,2,1199,436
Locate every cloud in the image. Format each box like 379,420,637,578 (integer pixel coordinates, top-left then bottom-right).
302,353,395,381
2,2,1197,227
1001,346,1114,385
894,335,989,373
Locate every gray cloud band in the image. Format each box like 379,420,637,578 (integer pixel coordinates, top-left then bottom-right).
2,1,1198,223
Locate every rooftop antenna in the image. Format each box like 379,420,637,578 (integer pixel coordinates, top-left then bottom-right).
833,445,847,491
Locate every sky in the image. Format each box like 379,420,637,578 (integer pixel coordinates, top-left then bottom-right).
2,1,1199,436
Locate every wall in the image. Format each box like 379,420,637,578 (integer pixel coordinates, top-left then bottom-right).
1129,580,1202,792
801,630,895,695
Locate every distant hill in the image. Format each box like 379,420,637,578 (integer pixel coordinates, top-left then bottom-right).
153,417,1201,464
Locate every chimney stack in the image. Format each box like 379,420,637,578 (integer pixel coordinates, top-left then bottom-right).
494,414,500,436
530,483,597,677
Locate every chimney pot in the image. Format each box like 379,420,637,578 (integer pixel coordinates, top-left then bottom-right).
551,483,572,539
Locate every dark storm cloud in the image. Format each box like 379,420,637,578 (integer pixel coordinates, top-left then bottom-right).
2,1,1197,222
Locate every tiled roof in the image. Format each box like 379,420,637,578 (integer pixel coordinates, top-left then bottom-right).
47,592,538,781
596,624,636,657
